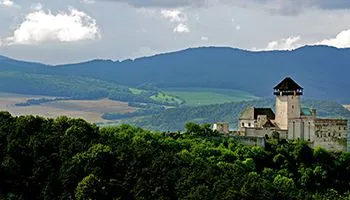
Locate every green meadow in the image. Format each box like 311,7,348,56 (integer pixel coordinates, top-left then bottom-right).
164,88,259,105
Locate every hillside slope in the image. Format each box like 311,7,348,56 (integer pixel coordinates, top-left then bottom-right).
1,45,350,101
126,99,350,131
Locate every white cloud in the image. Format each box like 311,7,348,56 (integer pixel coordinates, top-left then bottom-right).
261,29,350,51
315,29,350,48
80,0,96,4
30,2,43,10
235,25,241,30
265,36,302,50
173,23,189,33
0,0,18,8
0,0,13,7
161,9,190,33
201,36,209,41
161,9,186,22
5,8,101,45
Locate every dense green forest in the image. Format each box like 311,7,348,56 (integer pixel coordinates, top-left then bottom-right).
0,112,349,199
126,99,350,131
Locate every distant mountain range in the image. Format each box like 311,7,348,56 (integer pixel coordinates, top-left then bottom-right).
1,45,350,102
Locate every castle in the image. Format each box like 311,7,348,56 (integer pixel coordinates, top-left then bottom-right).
214,77,348,151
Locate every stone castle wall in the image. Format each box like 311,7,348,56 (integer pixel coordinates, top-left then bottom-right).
232,136,266,148
312,119,347,151
244,128,288,139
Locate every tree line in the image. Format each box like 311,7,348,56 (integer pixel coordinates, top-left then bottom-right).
0,112,349,199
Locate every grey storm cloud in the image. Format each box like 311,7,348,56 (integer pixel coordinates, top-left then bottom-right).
98,0,350,13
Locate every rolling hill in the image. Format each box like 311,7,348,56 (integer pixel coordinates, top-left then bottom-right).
0,45,349,102
125,99,350,132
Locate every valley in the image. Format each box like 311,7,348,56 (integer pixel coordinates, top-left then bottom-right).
0,93,136,123
1,46,350,131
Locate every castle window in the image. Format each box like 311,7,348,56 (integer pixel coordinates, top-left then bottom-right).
339,133,341,137
292,105,294,109
344,127,347,130
248,123,251,127
328,133,330,137
242,123,245,127
339,127,341,130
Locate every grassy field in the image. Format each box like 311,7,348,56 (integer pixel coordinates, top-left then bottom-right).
164,88,259,105
0,93,136,123
150,92,184,105
129,88,144,95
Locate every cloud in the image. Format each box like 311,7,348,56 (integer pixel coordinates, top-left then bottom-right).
201,36,209,41
95,0,350,10
161,9,186,22
5,8,101,45
80,0,96,4
262,29,350,51
264,36,302,50
30,2,43,10
315,29,350,48
173,23,189,33
240,0,350,15
96,0,207,8
160,9,190,33
0,0,18,8
0,0,13,7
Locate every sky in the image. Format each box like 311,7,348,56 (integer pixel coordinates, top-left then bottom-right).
0,0,350,64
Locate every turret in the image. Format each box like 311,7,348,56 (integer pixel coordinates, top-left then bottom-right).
274,77,303,130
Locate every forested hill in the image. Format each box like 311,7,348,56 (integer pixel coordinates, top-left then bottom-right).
1,45,350,101
128,99,350,131
0,112,349,199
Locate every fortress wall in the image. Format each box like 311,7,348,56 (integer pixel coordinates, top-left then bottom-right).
313,119,347,151
245,128,288,139
232,136,266,148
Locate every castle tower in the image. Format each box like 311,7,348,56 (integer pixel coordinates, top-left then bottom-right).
274,77,303,130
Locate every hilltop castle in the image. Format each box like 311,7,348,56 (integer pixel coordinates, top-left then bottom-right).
214,77,348,151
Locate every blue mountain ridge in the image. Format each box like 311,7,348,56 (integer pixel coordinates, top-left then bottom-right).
0,45,349,102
